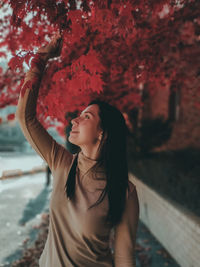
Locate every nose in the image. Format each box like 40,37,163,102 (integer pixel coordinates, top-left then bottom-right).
71,116,79,125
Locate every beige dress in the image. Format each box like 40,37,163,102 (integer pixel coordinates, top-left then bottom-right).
16,62,139,267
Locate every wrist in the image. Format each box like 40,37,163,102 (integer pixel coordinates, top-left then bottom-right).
30,53,47,72
36,51,50,62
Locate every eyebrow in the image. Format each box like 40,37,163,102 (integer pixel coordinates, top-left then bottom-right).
80,111,95,117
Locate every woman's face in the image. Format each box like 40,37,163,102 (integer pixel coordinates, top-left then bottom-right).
68,104,103,147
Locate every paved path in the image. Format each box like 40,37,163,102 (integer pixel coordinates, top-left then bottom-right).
0,173,50,267
136,221,180,267
0,152,44,178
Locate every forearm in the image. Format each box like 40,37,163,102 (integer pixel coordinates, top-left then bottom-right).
15,53,56,166
16,53,48,121
15,35,72,170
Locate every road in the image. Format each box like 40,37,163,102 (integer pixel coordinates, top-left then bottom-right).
0,152,45,178
0,172,51,267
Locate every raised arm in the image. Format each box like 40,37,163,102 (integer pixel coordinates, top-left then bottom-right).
15,35,73,171
114,182,139,267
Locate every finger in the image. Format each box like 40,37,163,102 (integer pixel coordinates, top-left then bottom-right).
54,32,62,40
50,35,62,51
59,28,64,37
50,33,61,44
57,38,63,55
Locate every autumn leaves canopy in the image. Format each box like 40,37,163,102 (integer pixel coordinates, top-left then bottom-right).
0,0,200,135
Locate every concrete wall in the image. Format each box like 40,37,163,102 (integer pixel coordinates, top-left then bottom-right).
129,173,200,267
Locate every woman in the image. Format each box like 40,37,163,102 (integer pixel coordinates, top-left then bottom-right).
16,35,139,267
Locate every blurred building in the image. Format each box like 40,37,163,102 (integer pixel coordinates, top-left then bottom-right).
137,84,200,150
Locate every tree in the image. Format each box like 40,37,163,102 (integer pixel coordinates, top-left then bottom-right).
0,0,200,137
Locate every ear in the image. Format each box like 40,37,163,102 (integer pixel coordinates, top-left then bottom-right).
98,132,103,141
98,131,107,142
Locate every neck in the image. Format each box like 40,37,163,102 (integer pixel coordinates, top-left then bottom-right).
80,145,101,161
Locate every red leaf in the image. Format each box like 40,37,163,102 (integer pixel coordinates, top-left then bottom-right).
7,113,15,121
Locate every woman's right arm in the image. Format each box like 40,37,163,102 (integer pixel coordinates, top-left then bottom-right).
15,36,73,171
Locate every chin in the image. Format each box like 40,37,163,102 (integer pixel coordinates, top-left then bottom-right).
68,136,78,146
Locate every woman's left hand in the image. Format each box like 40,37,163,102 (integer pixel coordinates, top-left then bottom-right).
37,33,63,60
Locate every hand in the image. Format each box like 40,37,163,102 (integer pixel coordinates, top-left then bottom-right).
37,33,63,60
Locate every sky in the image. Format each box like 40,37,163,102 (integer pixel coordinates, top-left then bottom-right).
0,3,12,63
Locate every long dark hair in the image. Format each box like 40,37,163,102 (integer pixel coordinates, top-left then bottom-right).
65,99,130,226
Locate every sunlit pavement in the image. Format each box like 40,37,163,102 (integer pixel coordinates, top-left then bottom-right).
0,172,51,267
136,221,180,267
0,152,44,178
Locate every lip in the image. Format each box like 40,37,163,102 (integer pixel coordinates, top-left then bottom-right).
70,131,79,134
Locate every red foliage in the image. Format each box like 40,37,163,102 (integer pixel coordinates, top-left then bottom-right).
7,113,15,121
0,0,200,135
56,125,66,139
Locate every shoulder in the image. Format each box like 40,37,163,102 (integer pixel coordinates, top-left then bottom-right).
127,180,140,215
128,180,136,193
118,180,139,223
126,179,139,209
126,179,137,199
